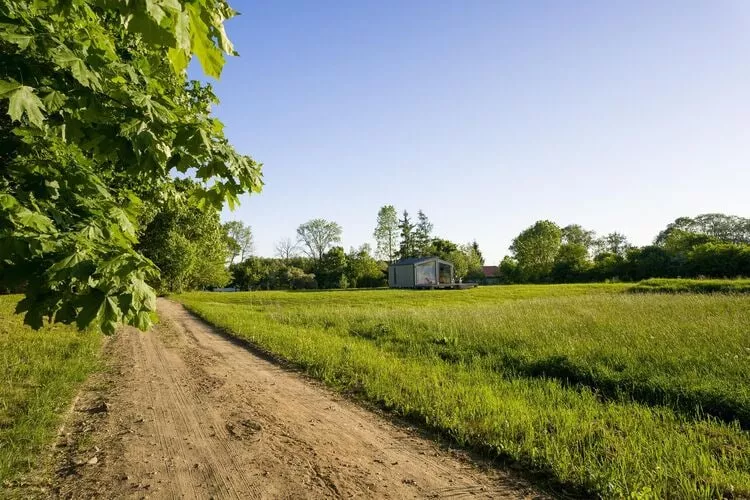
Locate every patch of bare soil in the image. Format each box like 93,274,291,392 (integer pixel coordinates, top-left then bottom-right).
41,299,542,499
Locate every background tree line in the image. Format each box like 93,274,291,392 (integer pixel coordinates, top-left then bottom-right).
223,206,489,291
499,213,750,283
138,207,750,294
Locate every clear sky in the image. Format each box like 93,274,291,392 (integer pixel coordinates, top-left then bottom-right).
201,0,750,265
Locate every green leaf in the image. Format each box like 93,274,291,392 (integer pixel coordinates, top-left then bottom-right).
47,250,94,281
47,251,86,275
102,296,121,334
42,90,67,112
127,10,175,47
145,0,167,25
0,31,32,50
6,85,46,128
50,46,100,88
173,9,190,50
15,208,55,232
120,118,147,138
133,310,152,331
131,277,156,311
0,193,19,210
168,47,189,74
76,290,106,330
80,223,104,241
159,0,182,11
0,79,21,96
112,207,137,241
186,3,224,78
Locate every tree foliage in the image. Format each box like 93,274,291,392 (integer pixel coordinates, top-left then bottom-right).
595,232,631,257
373,205,399,262
317,246,348,289
414,210,433,257
509,220,562,282
425,238,458,261
0,0,261,333
655,214,750,246
551,243,591,282
296,219,342,262
224,220,253,263
138,183,232,293
397,210,416,259
469,240,485,265
562,224,596,250
500,214,750,284
346,244,386,288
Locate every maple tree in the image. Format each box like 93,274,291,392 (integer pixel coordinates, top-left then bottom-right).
0,0,262,333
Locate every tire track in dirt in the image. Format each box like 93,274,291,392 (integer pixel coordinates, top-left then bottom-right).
48,298,541,499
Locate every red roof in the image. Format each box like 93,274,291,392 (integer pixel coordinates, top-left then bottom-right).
482,266,499,278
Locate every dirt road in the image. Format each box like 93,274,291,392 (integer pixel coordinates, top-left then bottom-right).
49,299,538,499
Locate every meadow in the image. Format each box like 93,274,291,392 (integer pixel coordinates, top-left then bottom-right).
0,295,101,486
631,278,750,294
178,283,750,498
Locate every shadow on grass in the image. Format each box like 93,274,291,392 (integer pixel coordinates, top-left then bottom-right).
442,349,749,431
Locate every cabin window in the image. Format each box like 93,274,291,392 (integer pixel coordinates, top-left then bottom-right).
415,262,437,285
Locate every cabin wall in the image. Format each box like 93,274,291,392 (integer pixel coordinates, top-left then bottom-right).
392,265,415,288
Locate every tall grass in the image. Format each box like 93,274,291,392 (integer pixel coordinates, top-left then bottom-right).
178,284,750,498
0,295,101,485
631,278,750,294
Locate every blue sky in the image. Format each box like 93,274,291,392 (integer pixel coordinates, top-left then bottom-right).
201,0,750,265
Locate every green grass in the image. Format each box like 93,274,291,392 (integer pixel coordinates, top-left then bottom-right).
631,278,750,294
0,295,101,486
178,284,750,498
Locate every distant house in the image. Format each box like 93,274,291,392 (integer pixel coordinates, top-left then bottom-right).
388,257,455,288
482,266,499,278
481,266,501,285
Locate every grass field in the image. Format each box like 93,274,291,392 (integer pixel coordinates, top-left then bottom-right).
0,295,101,486
631,278,750,294
178,283,750,498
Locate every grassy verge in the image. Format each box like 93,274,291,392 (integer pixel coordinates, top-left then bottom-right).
178,285,750,498
0,295,101,486
631,278,750,294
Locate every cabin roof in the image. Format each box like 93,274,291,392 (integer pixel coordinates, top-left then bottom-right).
390,256,453,267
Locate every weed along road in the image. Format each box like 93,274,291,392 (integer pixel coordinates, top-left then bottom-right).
51,298,535,499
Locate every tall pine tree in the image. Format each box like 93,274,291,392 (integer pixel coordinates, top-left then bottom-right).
398,210,416,259
414,210,433,257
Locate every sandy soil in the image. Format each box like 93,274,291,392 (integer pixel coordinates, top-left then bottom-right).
46,299,540,499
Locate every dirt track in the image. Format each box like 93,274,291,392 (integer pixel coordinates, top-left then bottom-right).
48,299,538,499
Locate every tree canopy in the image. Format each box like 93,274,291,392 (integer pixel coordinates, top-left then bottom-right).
0,0,262,333
138,181,232,293
500,214,750,284
373,205,399,263
414,210,433,257
296,219,342,262
397,210,416,259
655,214,750,246
224,220,253,263
509,220,562,281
